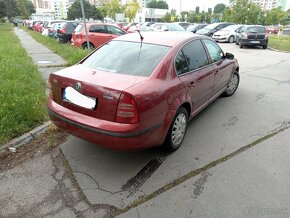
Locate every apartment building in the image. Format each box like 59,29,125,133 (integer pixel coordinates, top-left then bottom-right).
251,0,288,11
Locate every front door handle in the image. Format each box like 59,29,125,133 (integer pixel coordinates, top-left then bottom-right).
188,81,195,88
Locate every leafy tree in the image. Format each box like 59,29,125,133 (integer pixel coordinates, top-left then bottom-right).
67,0,102,20
195,6,200,14
124,0,139,22
208,8,212,14
213,3,226,14
162,9,176,22
1,0,18,19
106,0,123,19
265,7,288,25
16,0,35,19
147,0,168,9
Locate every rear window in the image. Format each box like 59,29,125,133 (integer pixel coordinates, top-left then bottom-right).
82,41,171,77
247,26,265,33
74,24,84,33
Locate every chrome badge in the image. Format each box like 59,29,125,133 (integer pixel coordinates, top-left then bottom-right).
75,82,81,91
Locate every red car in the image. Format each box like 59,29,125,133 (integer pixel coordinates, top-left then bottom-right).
266,26,279,34
71,23,126,49
48,32,239,151
33,21,43,32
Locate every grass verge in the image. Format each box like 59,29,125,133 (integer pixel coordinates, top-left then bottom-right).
0,24,47,145
20,26,89,66
269,35,290,52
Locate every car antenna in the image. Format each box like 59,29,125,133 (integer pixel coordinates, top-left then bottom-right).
136,29,144,61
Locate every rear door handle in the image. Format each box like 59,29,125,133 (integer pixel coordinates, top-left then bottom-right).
214,70,219,75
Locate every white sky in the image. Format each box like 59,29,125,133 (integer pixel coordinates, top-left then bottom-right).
167,0,229,13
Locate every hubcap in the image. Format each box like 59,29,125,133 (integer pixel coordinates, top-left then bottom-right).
226,74,239,94
171,113,187,146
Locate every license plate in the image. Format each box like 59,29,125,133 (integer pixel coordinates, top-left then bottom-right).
63,87,96,110
251,41,260,43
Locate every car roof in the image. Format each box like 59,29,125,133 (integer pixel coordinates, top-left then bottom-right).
113,32,206,47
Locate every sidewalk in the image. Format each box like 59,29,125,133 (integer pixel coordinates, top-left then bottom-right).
118,127,290,218
14,28,67,81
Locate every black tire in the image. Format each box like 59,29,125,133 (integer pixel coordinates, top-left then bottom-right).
228,35,234,43
239,43,243,48
223,71,240,97
263,45,267,49
163,107,188,152
82,42,95,50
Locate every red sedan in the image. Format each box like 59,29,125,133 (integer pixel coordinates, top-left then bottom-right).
48,32,239,151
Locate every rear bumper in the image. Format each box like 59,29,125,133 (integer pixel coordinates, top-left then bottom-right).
47,98,164,151
240,38,268,46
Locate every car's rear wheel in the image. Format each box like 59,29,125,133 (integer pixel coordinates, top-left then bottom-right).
164,107,188,152
82,42,95,50
263,45,267,49
223,71,240,97
228,35,234,43
239,43,243,48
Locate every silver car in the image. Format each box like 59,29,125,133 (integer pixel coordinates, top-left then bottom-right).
212,25,244,43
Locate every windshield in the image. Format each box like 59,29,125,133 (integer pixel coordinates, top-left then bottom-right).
167,24,185,31
247,26,265,33
82,41,171,77
222,25,239,31
204,23,219,30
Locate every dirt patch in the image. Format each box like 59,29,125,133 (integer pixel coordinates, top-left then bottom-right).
0,127,68,171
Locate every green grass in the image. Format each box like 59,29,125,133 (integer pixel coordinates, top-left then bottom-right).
269,35,290,52
0,24,47,144
20,26,90,66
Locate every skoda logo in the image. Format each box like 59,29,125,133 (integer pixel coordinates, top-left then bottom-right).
75,82,81,91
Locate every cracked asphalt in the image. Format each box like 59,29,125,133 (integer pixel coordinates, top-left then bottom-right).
1,30,290,217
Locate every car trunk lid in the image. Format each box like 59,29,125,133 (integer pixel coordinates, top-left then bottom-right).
49,65,146,122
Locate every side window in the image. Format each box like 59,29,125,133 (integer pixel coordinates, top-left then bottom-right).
203,39,224,63
89,25,106,33
182,40,209,71
175,50,189,75
107,25,125,35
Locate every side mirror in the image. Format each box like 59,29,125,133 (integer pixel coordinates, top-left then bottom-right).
225,52,234,60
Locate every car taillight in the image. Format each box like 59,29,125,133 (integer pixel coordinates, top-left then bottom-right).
115,92,138,124
59,28,65,34
241,33,247,39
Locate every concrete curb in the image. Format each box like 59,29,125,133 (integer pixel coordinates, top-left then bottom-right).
0,121,51,153
268,46,290,53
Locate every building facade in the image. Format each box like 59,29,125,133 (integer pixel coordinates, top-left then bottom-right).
251,0,289,11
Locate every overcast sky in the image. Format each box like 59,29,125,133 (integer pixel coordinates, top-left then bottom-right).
167,0,229,13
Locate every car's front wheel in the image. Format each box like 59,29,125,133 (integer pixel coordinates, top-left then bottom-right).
223,71,240,97
164,107,188,152
228,35,234,43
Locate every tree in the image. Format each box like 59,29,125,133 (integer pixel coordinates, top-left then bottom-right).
67,0,102,20
124,0,139,22
106,0,123,18
195,6,200,14
265,7,288,25
16,0,35,19
213,3,226,14
147,0,168,9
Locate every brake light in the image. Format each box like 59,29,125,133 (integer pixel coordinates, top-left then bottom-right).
59,28,65,34
115,92,138,124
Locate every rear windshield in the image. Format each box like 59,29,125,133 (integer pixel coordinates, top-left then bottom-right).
74,24,83,33
247,26,265,33
82,41,171,77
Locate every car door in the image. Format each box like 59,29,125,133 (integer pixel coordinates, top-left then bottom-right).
202,39,233,96
176,40,215,111
89,25,108,48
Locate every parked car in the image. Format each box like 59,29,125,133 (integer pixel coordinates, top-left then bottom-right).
186,23,207,33
123,22,138,31
236,25,268,49
47,32,240,151
116,22,128,29
42,20,64,36
266,26,279,34
48,22,63,38
212,24,244,43
71,23,126,49
33,21,43,32
174,22,190,29
28,20,41,30
56,21,79,43
196,22,234,37
151,23,185,31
